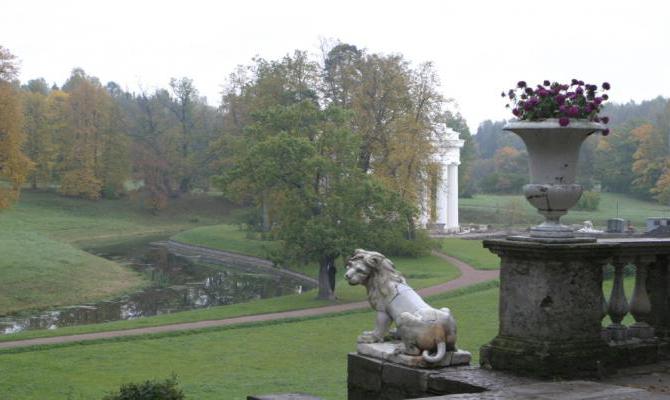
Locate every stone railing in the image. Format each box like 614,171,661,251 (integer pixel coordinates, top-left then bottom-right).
481,237,670,377
600,239,670,365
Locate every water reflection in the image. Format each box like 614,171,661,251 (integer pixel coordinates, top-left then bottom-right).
1,245,313,334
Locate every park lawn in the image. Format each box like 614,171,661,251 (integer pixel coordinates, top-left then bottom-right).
0,283,499,400
441,238,500,270
459,192,670,229
172,224,281,258
0,254,461,343
0,191,233,314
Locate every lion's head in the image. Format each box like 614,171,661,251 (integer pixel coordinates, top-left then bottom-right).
344,249,406,310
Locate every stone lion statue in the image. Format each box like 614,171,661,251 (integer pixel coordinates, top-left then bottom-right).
344,249,457,363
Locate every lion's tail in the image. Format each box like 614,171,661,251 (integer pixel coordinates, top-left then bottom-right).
421,341,446,363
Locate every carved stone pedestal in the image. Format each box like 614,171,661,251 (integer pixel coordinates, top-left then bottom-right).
480,239,615,377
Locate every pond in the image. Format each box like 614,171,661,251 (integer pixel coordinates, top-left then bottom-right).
0,239,314,334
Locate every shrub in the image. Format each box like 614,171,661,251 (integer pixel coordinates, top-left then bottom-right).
102,376,185,400
575,191,600,211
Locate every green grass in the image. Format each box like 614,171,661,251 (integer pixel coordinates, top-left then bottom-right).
460,192,670,229
172,224,281,258
0,191,233,314
440,238,500,270
0,254,460,342
0,273,635,399
0,283,499,400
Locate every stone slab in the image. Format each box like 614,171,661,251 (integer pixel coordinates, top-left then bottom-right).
416,380,670,399
247,394,322,400
357,341,471,368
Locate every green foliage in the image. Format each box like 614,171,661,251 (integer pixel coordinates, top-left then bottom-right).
575,191,600,211
102,376,184,400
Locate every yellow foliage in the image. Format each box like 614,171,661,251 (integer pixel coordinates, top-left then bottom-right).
59,168,102,200
0,82,33,209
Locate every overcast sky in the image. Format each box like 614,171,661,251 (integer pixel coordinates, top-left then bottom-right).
3,0,669,133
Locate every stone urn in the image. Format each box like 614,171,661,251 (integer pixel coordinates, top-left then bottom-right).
503,119,607,238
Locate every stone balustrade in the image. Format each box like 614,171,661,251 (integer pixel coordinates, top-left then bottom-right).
599,239,670,366
481,237,670,377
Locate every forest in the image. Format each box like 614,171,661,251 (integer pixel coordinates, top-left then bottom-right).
469,96,670,202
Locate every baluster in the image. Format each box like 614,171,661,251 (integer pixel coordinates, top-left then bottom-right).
629,256,655,340
607,257,629,342
600,262,610,342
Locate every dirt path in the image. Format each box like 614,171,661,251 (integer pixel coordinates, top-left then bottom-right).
0,250,498,350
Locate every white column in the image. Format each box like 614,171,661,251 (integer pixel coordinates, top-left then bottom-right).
435,165,448,228
418,180,430,228
447,163,459,230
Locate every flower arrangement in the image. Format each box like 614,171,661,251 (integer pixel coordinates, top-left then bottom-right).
502,79,611,135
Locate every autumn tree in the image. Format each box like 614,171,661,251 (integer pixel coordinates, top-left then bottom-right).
220,100,421,299
0,46,32,208
58,69,129,199
22,80,57,188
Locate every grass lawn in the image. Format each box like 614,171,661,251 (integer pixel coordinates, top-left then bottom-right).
0,191,233,314
172,224,281,258
0,254,461,343
0,283,498,400
440,238,500,270
460,192,670,229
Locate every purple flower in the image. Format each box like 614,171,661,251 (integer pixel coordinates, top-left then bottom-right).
559,104,568,114
512,108,521,117
543,80,551,86
602,94,609,100
576,87,584,95
602,82,611,90
602,128,610,136
501,91,506,97
568,106,580,117
594,97,603,105
556,94,566,105
559,117,570,126
601,116,610,124
578,80,584,86
571,78,579,85
524,102,535,111
517,81,527,88
524,87,534,95
585,104,593,113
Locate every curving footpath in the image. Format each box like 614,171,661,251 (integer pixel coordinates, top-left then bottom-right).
0,250,498,350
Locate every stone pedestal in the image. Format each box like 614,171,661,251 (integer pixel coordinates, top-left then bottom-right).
347,353,538,400
480,239,616,377
357,342,471,369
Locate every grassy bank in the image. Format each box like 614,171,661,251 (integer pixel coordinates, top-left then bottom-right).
460,192,670,229
0,283,498,400
440,238,500,270
0,191,232,314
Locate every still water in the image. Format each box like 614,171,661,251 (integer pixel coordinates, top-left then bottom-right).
0,241,313,334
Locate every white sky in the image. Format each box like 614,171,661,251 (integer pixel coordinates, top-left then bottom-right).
3,0,669,133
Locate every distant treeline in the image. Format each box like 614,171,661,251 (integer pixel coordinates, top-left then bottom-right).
0,43,474,215
466,96,670,203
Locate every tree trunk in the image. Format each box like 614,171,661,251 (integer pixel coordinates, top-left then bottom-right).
317,255,337,300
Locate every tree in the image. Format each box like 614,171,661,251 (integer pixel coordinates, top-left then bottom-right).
22,88,54,188
58,69,129,199
0,47,32,208
631,123,666,197
594,121,643,194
